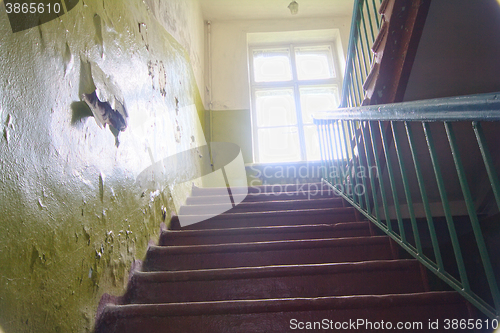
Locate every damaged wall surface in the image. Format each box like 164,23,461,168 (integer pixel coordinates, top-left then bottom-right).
0,0,205,332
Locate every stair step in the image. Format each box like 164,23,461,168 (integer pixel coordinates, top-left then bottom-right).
143,236,394,271
126,260,426,304
179,197,343,215
176,207,356,230
186,190,337,205
96,291,472,333
191,183,331,196
160,222,371,246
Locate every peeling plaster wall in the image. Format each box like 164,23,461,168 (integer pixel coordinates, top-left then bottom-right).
0,1,205,332
143,0,205,105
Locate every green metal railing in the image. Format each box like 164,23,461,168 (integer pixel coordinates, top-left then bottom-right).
314,93,500,319
340,0,383,108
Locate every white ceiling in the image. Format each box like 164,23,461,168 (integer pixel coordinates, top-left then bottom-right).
200,0,354,21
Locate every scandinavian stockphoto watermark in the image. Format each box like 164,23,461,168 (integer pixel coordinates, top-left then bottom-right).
290,318,424,330
247,163,376,197
136,141,248,228
289,318,499,331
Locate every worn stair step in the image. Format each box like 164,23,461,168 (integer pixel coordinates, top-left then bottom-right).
143,236,394,271
161,222,371,246
96,291,472,333
179,197,343,215
126,259,427,304
186,190,337,205
176,207,356,230
191,183,331,196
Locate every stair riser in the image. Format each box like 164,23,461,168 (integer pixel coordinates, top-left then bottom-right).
144,243,393,271
180,209,356,230
179,198,343,215
186,191,337,205
160,226,371,246
96,301,471,333
191,183,332,196
128,266,425,304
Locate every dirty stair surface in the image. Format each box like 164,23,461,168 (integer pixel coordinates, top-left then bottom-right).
96,183,475,332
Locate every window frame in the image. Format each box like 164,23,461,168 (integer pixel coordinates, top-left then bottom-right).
249,41,342,163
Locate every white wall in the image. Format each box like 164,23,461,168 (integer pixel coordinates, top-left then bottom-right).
144,0,205,103
207,17,351,111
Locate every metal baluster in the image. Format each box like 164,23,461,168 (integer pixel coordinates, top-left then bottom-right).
340,120,355,201
347,120,363,208
372,0,381,29
368,121,392,231
379,122,406,243
401,122,425,255
317,122,327,182
473,121,500,211
360,121,381,221
445,122,500,310
335,120,347,192
421,123,457,275
352,120,371,213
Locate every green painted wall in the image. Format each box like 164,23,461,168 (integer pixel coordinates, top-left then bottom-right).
210,109,253,164
0,1,205,332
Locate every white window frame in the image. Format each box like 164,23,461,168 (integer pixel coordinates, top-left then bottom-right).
249,42,342,163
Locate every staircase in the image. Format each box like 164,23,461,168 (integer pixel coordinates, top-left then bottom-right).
95,183,475,332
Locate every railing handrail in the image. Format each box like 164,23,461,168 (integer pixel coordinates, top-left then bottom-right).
316,92,500,122
339,0,382,108
339,0,364,108
322,0,500,320
315,92,500,319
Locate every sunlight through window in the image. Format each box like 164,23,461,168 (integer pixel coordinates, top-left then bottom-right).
251,43,342,163
253,49,293,83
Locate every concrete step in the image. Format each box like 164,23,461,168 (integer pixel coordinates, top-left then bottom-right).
126,260,427,304
174,207,357,230
179,197,343,215
191,183,331,196
185,190,337,205
96,291,473,333
143,236,395,271
160,222,372,246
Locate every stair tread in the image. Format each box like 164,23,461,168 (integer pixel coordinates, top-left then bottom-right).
184,197,341,206
176,206,356,230
102,291,465,317
128,259,427,304
135,259,419,282
186,189,336,203
179,207,354,219
163,222,370,237
180,197,343,214
148,236,389,255
191,183,328,195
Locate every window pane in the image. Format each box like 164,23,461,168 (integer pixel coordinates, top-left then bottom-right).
258,127,301,162
255,89,297,127
300,86,339,124
253,49,292,82
295,46,335,80
304,125,322,161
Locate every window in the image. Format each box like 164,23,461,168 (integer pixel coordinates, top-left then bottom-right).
250,43,341,163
